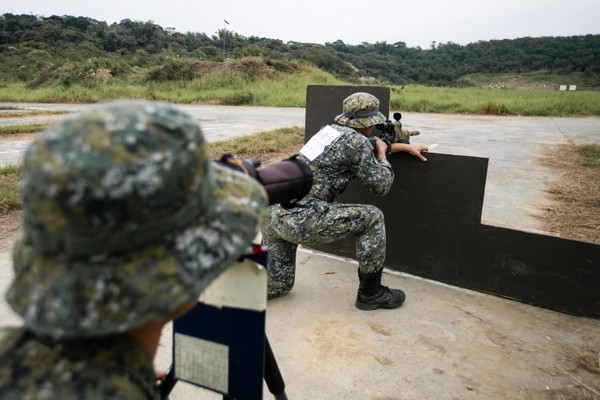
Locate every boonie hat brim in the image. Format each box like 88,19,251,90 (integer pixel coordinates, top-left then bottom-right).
9,163,266,338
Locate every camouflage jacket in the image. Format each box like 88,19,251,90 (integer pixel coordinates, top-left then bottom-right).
298,124,394,203
0,327,158,399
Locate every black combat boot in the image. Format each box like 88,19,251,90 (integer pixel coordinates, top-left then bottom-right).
355,270,406,310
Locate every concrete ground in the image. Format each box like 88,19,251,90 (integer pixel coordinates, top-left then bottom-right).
0,244,598,399
153,247,600,400
1,104,599,399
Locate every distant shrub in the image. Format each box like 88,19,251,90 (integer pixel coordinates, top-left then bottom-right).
27,57,131,88
227,57,282,81
479,101,509,115
28,64,75,88
146,59,199,81
221,91,254,105
410,98,434,113
265,58,302,73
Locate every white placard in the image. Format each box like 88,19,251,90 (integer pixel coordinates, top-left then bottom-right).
300,125,342,161
198,258,267,311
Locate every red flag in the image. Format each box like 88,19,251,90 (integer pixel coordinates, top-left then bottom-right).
224,19,229,25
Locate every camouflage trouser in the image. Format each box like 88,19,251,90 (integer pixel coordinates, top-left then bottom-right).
262,200,386,299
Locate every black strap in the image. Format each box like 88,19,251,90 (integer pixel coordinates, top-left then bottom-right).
344,109,379,120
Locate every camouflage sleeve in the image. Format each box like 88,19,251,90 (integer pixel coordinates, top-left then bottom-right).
352,139,394,196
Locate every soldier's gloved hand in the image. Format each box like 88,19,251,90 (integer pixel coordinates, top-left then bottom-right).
217,153,260,177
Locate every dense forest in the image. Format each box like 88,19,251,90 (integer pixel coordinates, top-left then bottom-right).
1,13,599,88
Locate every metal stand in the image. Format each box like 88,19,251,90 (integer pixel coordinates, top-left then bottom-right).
262,338,288,400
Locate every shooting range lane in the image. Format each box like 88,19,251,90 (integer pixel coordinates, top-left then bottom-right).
1,101,600,399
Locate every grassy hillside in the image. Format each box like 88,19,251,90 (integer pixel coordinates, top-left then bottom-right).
0,58,343,107
1,57,599,116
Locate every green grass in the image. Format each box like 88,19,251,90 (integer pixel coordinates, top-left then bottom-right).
0,82,150,103
0,109,70,117
390,85,600,116
578,144,600,167
0,64,343,107
3,80,598,116
142,65,343,107
206,127,305,159
0,164,21,212
0,123,51,135
2,64,599,116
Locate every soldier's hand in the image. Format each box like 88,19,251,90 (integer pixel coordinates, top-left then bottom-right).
155,369,172,399
408,143,429,161
373,136,388,159
390,142,428,162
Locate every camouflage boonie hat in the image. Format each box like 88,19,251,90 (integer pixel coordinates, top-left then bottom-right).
7,100,268,338
334,92,386,129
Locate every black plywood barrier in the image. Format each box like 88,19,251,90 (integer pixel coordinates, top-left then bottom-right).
304,85,390,142
304,85,600,318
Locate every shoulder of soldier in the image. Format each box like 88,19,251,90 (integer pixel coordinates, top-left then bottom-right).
330,124,359,135
0,326,26,356
0,331,154,400
330,124,369,147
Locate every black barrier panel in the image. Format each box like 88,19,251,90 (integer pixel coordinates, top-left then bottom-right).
463,225,600,317
304,85,600,318
310,152,600,317
305,85,390,140
312,151,487,287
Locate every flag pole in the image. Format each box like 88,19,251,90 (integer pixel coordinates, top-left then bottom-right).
223,19,229,62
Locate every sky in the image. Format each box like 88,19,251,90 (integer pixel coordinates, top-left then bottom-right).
4,0,600,48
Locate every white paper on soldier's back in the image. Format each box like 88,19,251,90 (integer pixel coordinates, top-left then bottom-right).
300,125,342,161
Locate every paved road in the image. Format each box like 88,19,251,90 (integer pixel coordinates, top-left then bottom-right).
400,112,600,231
0,103,306,166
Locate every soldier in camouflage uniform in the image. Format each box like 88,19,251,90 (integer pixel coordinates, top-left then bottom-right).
263,92,428,310
0,101,268,399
